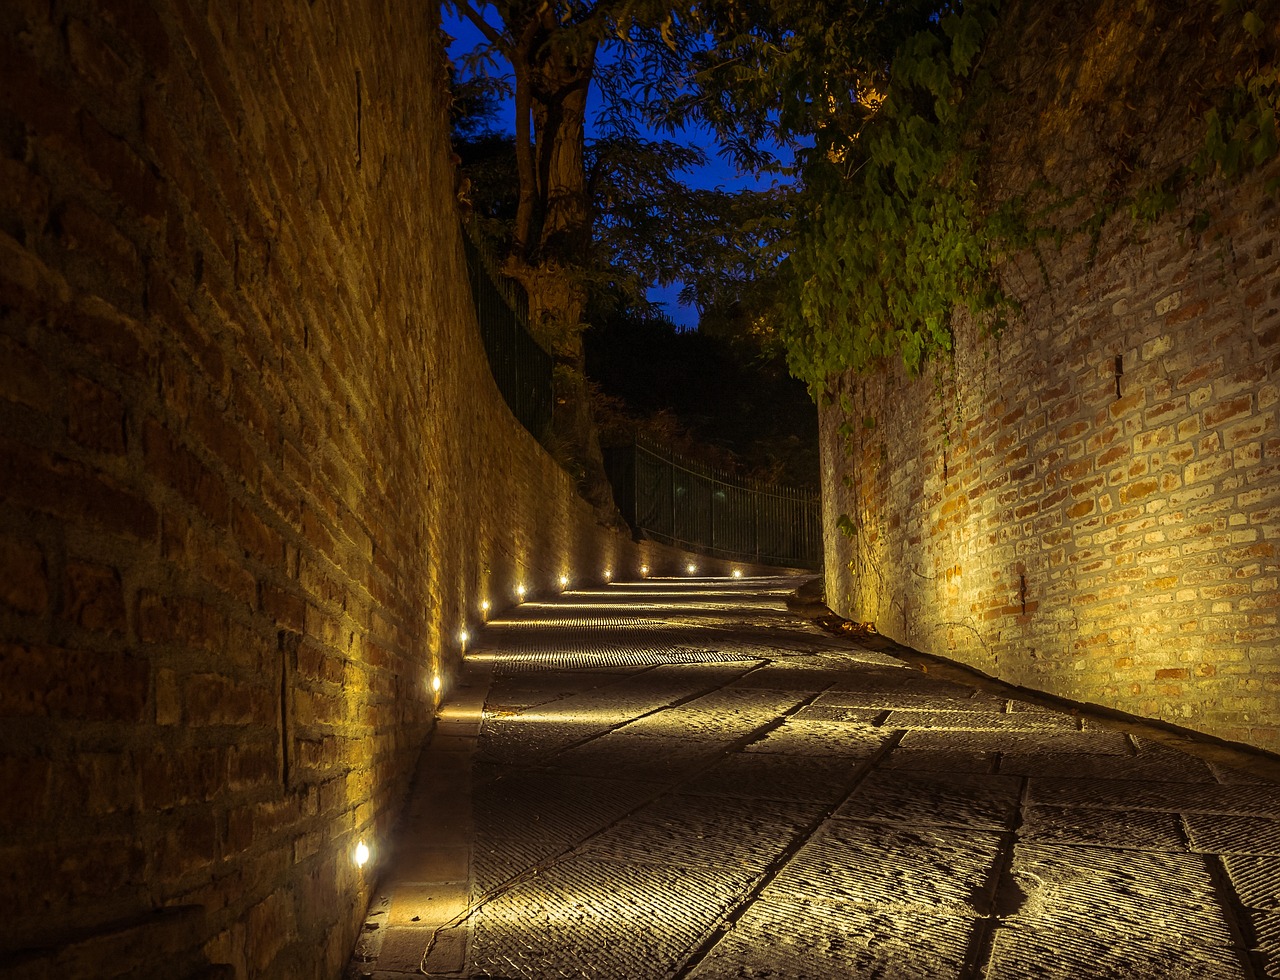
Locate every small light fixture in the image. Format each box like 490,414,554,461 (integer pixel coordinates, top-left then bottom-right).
354,840,370,867
733,568,743,578
559,574,569,589
687,563,697,575
431,674,442,693
480,599,491,614
458,628,469,645
603,569,612,581
515,584,526,600
640,565,649,577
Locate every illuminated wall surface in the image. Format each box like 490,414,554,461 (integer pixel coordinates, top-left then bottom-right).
821,2,1280,754
0,3,759,976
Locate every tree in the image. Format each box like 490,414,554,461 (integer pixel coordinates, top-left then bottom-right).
655,0,1008,390
448,0,688,516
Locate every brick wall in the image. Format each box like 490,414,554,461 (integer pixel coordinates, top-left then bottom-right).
0,3,754,977
820,0,1280,754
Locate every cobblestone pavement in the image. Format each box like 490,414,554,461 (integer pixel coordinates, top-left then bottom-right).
348,575,1280,980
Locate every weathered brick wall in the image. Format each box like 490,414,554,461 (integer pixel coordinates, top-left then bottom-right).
0,3,754,977
821,0,1280,753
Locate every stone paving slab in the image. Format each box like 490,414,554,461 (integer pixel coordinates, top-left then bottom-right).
831,769,1023,830
901,727,1135,755
469,859,742,980
815,690,1008,712
687,901,976,979
768,821,1006,914
987,844,1248,980
1028,777,1280,815
985,925,1250,980
742,718,891,757
883,708,1081,731
577,794,827,870
998,748,1218,782
546,732,729,781
790,703,888,724
1019,804,1185,850
1256,909,1280,977
881,747,997,773
1186,813,1280,855
679,752,864,804
346,574,1280,980
618,706,784,740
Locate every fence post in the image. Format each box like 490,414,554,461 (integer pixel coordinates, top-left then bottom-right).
747,491,757,568
668,443,676,548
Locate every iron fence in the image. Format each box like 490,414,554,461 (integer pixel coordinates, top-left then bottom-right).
605,437,822,569
460,224,553,439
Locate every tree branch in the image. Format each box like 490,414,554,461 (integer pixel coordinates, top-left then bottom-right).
451,1,509,56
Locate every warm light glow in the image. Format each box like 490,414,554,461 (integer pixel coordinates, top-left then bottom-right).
603,569,613,580
640,565,649,576
559,574,569,588
354,840,370,867
516,584,526,600
480,599,491,613
733,569,743,578
687,563,698,574
431,674,442,693
458,628,470,644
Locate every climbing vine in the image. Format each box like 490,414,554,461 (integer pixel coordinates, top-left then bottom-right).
777,0,1015,394
775,0,1280,395
1195,6,1279,185
1131,2,1280,224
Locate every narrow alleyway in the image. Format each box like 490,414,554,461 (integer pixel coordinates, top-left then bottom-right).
348,576,1280,980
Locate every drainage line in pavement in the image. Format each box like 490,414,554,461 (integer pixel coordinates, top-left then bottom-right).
1189,822,1263,980
470,658,766,789
669,727,908,980
421,665,831,971
530,658,774,762
957,775,1028,980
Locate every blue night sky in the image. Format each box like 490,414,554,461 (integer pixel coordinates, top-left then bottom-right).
441,8,788,329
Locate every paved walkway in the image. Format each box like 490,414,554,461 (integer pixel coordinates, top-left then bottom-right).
348,575,1280,980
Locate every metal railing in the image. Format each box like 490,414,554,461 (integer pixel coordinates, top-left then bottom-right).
605,437,822,569
460,224,553,439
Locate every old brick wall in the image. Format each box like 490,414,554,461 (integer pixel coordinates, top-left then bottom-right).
821,0,1280,753
0,2,754,978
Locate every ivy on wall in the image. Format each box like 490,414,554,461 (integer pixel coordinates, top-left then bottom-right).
778,0,1280,395
778,0,1012,394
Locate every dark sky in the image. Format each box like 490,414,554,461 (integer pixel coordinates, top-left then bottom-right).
441,8,790,329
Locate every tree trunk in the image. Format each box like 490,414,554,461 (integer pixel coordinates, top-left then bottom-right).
505,25,621,524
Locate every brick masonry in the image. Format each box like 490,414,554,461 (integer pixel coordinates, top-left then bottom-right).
820,1,1280,755
0,3,755,977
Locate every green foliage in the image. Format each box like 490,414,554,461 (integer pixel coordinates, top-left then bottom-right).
1129,174,1184,224
1195,63,1280,181
768,0,1279,393
773,0,1012,393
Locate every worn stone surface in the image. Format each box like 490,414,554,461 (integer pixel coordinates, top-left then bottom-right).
348,576,1280,979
